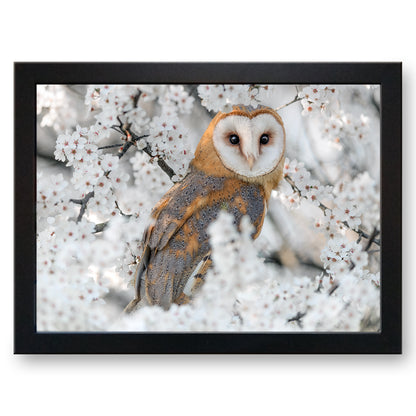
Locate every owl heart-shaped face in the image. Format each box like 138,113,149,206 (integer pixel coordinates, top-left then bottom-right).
212,112,285,177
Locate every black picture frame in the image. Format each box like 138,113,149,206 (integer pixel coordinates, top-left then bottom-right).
14,62,402,354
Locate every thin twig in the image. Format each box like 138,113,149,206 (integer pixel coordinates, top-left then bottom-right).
131,89,142,109
115,201,132,217
92,202,132,234
275,95,302,112
70,191,94,223
299,260,326,273
328,282,340,296
370,93,381,115
98,143,124,150
117,141,135,159
287,311,306,328
315,275,324,293
94,222,108,233
364,228,380,251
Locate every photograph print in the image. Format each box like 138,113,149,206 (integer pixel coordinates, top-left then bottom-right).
36,82,382,333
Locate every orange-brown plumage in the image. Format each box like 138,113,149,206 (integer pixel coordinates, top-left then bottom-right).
124,106,285,313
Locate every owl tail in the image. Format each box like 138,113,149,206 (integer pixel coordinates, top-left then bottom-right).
123,297,142,314
123,245,151,315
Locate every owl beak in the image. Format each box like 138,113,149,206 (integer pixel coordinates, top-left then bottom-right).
246,154,256,170
242,138,259,170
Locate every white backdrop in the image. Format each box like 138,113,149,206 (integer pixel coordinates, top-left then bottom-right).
2,1,413,416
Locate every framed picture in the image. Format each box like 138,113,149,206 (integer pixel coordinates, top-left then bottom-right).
14,62,401,353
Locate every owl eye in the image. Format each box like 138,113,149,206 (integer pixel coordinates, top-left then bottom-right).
229,134,240,145
260,134,269,145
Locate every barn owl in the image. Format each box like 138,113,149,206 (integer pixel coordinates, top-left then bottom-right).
124,105,285,313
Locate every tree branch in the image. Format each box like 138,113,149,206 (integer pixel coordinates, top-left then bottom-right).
70,191,94,223
108,116,176,179
116,140,135,159
91,202,131,234
141,143,176,180
131,89,142,109
93,222,108,233
98,143,124,150
115,200,131,217
328,281,340,296
370,93,381,115
364,228,380,251
287,311,306,328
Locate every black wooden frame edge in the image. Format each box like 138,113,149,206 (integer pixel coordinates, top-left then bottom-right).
14,62,402,354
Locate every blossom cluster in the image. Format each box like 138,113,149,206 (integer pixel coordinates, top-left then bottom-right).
37,208,110,330
322,111,369,145
85,85,148,132
37,84,201,331
117,211,379,332
157,85,195,115
334,172,380,231
54,125,130,220
147,115,193,180
280,158,363,231
128,152,171,209
197,84,276,112
298,84,337,116
37,172,150,331
37,172,72,229
86,84,195,180
37,85,80,132
273,157,380,325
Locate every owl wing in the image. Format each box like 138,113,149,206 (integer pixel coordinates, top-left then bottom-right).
132,169,224,309
133,168,266,310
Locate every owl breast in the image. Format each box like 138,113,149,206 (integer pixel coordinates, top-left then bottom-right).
139,166,266,309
